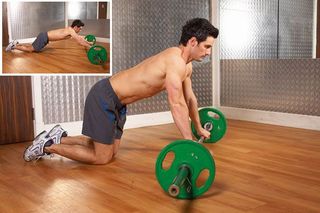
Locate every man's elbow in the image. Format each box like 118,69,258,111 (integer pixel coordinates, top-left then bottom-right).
185,96,196,107
169,100,187,111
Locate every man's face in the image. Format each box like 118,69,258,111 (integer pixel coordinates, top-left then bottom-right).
190,36,214,62
74,26,83,33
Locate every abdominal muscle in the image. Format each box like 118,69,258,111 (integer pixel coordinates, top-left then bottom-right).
110,67,166,105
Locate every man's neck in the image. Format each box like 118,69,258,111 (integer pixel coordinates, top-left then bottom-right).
179,45,192,64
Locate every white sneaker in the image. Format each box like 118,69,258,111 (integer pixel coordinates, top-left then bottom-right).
5,40,18,52
47,124,68,144
23,131,53,162
31,130,47,144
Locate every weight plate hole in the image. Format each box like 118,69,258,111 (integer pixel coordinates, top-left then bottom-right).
162,151,175,170
196,169,210,188
207,111,220,120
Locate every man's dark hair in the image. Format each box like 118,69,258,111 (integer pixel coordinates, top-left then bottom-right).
179,18,219,46
71,19,84,28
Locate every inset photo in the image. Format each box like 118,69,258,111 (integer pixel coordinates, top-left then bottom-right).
2,1,111,74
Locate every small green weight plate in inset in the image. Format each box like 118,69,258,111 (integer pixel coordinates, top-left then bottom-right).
191,108,227,143
87,45,107,65
85,34,96,45
155,140,215,199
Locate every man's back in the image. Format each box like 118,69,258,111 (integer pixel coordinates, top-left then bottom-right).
47,27,73,41
110,47,191,105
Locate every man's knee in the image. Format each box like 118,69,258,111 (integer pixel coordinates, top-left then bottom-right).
29,46,36,52
92,141,114,165
92,154,113,165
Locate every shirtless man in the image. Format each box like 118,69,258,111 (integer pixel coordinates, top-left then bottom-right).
23,18,219,165
5,19,91,52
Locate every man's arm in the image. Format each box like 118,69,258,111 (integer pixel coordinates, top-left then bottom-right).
165,69,193,140
182,65,210,139
69,30,92,48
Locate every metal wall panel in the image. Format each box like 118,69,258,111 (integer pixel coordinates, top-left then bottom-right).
278,0,314,58
221,59,320,116
9,2,65,39
220,0,314,59
67,2,97,20
87,2,98,19
41,76,104,124
113,0,212,115
220,0,278,59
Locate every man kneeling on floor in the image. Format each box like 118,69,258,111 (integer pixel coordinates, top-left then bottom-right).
5,19,92,53
24,18,219,165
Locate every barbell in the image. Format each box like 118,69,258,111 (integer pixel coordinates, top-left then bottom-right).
85,34,96,45
84,34,108,65
155,107,227,199
191,107,227,143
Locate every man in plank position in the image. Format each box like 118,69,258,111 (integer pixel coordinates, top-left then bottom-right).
5,19,92,52
23,18,219,164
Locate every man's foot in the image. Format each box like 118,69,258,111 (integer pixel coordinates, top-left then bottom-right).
47,124,68,144
32,130,47,144
23,131,53,162
5,40,18,52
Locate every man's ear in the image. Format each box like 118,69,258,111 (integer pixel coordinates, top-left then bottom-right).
188,37,198,47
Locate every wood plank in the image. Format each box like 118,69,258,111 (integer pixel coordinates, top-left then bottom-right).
0,120,319,212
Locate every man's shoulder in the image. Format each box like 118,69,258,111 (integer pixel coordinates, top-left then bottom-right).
162,47,181,56
66,27,74,33
162,47,185,66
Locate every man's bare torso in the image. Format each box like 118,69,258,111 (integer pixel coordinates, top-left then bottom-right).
110,47,192,105
47,27,73,41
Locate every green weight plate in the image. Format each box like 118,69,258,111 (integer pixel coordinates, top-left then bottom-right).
191,108,227,143
87,45,108,65
155,140,215,199
85,34,96,45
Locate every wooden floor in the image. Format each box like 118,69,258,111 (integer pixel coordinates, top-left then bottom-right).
2,39,110,74
0,120,319,212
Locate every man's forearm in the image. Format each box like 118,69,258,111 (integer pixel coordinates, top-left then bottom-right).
170,103,193,140
81,40,91,48
188,98,202,130
76,36,91,48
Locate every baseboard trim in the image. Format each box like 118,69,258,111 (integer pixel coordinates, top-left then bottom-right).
36,107,320,137
220,106,320,131
38,111,174,136
125,111,173,129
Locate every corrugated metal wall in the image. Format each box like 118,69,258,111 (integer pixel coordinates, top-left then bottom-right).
220,0,319,116
219,0,314,59
8,2,65,39
8,2,109,40
67,2,97,20
41,76,104,125
112,0,212,115
279,0,314,58
220,59,320,116
220,0,278,59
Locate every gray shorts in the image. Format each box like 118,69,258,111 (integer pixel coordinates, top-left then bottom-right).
32,32,49,52
82,78,127,144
